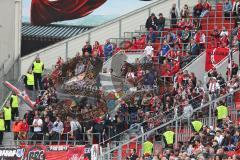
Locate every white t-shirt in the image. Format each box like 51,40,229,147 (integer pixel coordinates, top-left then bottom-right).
220,30,229,37
214,135,224,145
32,118,43,132
208,82,220,92
144,46,154,57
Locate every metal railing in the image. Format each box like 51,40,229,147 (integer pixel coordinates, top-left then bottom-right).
99,76,235,148
100,87,240,159
12,132,101,146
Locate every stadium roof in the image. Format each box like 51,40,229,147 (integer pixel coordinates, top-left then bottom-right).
22,23,94,41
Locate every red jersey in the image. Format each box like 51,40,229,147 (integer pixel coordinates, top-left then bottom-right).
195,32,201,43
19,122,29,132
203,2,211,10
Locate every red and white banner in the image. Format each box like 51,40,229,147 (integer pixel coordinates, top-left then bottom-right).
19,144,101,160
31,0,107,25
3,81,36,109
205,47,230,71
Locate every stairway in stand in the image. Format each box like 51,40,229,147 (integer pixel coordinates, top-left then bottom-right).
201,3,235,48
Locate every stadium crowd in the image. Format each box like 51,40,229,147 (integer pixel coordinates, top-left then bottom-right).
0,0,240,160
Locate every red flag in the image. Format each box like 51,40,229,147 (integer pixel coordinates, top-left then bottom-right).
31,0,107,25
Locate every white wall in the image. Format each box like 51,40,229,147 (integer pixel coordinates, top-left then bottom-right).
0,0,21,106
184,53,207,83
0,0,21,73
20,0,198,75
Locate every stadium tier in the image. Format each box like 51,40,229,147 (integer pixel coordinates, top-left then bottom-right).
0,0,240,160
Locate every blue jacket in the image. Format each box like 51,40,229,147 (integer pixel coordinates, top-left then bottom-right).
144,71,155,86
146,32,157,43
224,2,232,12
104,43,113,55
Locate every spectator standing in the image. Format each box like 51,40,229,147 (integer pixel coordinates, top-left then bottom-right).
127,148,138,160
194,30,206,51
180,4,190,20
211,25,220,38
220,26,229,37
200,0,211,18
232,0,240,25
220,33,229,47
10,93,19,120
32,57,44,90
3,103,11,132
157,13,165,32
144,70,156,89
145,13,158,31
223,0,232,20
161,60,171,76
62,116,71,141
12,117,21,141
82,41,92,54
146,27,157,43
208,67,218,78
103,40,113,61
51,116,63,143
226,60,238,80
164,31,176,44
32,114,43,141
69,117,82,144
144,41,154,57
114,117,125,145
211,25,220,48
159,40,171,64
169,3,179,28
181,28,191,49
214,130,224,145
19,119,29,140
189,38,200,56
208,77,220,100
93,41,103,57
24,110,34,129
75,60,85,75
185,39,200,65
193,2,203,18
231,60,239,76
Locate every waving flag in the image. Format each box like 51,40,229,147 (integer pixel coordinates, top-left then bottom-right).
31,0,107,25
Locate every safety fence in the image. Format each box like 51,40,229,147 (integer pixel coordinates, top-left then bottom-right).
12,132,101,146
100,87,240,160
0,144,102,160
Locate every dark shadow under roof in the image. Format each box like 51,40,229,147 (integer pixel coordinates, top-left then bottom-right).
22,23,94,40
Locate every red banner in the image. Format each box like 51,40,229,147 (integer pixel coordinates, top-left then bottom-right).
19,144,100,160
31,0,107,25
205,47,230,71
